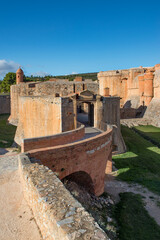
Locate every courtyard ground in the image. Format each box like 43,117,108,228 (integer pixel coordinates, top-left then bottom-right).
0,150,42,240
0,114,42,240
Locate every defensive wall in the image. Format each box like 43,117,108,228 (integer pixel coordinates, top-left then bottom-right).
9,80,98,125
27,128,112,196
0,95,10,114
15,95,76,145
19,154,109,240
21,123,85,152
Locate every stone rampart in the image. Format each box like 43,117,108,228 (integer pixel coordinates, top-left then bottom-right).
9,81,99,124
19,154,109,240
0,95,10,114
21,123,85,153
27,129,112,196
98,65,159,111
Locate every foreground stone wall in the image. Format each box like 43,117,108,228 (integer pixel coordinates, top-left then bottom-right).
21,123,85,153
19,154,109,240
0,95,10,114
28,129,112,196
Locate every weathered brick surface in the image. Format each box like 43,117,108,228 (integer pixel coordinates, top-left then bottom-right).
21,123,85,153
28,129,112,196
19,154,110,240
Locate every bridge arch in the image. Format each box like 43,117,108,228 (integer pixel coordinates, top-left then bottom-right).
62,171,95,194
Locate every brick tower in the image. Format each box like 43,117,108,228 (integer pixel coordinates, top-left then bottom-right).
16,68,24,84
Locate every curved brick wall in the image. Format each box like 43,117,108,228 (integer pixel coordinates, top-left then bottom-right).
28,129,112,196
19,154,109,240
21,123,85,152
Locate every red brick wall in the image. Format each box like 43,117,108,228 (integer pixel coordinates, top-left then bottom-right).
21,124,85,152
28,129,112,196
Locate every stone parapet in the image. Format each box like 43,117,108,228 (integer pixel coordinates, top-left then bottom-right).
19,154,109,240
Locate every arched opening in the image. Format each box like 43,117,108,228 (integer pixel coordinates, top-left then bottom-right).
77,102,94,127
62,171,95,194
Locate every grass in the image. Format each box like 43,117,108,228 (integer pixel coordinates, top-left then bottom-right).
113,125,160,195
0,114,16,148
134,125,160,145
115,192,160,240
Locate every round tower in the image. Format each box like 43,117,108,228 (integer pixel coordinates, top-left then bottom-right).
16,68,24,84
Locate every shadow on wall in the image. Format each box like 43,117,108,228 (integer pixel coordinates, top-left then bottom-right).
121,100,147,119
62,171,94,194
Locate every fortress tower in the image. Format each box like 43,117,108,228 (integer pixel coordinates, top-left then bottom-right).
16,68,24,84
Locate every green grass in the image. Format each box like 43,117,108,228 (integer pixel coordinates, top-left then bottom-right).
134,125,160,144
0,114,16,148
115,192,160,240
113,126,160,195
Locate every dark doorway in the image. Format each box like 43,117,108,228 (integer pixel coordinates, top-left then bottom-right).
77,102,94,127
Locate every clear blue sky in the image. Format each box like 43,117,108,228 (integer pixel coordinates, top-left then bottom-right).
0,0,160,78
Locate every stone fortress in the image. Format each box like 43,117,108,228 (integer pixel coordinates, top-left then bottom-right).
7,63,160,239
98,63,160,124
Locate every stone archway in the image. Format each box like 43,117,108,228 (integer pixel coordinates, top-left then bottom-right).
76,90,96,127
62,171,95,194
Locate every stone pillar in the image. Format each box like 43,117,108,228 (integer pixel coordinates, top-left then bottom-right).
16,68,24,84
144,70,154,106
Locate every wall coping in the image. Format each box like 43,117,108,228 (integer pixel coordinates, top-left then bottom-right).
19,154,109,240
27,129,112,154
22,122,84,143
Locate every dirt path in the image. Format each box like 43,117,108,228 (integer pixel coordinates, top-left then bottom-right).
105,174,160,226
0,152,42,240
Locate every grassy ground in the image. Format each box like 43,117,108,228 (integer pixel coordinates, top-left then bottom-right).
134,125,160,145
0,114,16,148
113,125,160,195
115,192,160,240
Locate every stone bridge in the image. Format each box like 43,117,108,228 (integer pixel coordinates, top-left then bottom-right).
27,128,112,196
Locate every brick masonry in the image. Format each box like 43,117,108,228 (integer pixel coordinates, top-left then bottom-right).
28,129,112,196
21,123,85,153
19,154,109,240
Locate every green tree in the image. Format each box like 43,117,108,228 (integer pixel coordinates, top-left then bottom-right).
0,72,16,93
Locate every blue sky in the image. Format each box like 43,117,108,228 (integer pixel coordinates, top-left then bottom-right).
0,0,160,78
